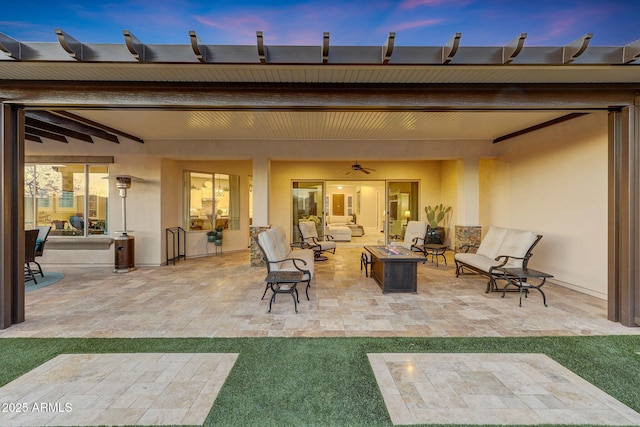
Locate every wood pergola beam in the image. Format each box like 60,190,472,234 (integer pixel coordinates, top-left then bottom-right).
25,126,68,143
54,111,143,143
24,116,94,143
493,113,588,143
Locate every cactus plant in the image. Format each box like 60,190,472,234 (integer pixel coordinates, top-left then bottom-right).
424,204,452,228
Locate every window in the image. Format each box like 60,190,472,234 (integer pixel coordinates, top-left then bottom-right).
24,164,109,236
184,171,240,231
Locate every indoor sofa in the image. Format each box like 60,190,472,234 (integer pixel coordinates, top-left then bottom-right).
454,226,542,292
326,215,365,238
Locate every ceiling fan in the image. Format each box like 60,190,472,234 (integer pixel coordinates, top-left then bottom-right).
343,161,376,175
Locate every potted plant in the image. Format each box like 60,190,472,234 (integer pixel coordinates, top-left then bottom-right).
424,204,452,244
206,230,216,242
214,226,223,246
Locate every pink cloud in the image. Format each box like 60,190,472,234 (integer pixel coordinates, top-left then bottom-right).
400,0,446,8
399,0,471,9
526,5,612,45
394,18,445,31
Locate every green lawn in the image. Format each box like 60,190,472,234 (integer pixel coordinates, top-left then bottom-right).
1,336,639,426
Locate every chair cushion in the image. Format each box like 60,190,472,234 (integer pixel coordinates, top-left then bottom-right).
455,252,502,272
498,229,539,268
258,228,314,280
298,220,319,242
273,226,292,258
318,241,337,251
257,230,283,271
404,221,427,245
476,226,508,260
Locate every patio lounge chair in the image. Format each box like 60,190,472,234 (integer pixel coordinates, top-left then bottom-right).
256,226,314,300
390,221,429,255
33,225,51,277
24,229,39,284
298,220,336,261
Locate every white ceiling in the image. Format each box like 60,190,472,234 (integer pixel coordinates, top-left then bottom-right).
74,109,573,142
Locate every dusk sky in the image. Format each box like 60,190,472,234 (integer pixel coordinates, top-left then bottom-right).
1,0,638,47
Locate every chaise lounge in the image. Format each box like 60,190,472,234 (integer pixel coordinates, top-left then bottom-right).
454,226,542,293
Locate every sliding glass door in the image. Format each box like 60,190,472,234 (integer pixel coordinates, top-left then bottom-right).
386,181,419,242
292,181,325,243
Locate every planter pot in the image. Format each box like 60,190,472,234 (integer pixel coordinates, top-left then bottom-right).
207,235,215,242
426,226,446,244
215,239,223,246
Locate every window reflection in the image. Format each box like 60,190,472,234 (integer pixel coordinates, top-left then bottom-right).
185,171,240,231
24,164,109,236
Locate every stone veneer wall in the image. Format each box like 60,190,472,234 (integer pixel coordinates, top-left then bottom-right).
455,225,482,253
250,225,271,267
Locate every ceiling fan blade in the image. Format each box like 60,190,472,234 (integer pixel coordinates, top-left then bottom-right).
361,169,370,174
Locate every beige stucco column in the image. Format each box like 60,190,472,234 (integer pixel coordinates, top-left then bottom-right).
250,157,270,266
252,157,270,227
454,156,482,251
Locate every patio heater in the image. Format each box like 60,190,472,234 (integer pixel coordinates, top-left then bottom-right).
110,175,143,273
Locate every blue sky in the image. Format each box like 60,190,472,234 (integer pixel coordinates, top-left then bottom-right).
1,0,638,47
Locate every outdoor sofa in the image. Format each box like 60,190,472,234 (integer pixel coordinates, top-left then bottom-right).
454,226,542,292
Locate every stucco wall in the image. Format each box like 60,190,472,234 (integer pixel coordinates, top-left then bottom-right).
161,159,253,262
483,112,608,298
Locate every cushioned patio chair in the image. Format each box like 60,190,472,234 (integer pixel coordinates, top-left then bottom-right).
390,221,429,255
25,229,39,284
33,225,51,277
298,220,336,261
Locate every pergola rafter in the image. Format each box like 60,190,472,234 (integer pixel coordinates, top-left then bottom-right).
0,30,638,65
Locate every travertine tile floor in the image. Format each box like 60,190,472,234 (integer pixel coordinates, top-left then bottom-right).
1,246,637,338
0,353,238,426
2,246,639,426
369,353,640,425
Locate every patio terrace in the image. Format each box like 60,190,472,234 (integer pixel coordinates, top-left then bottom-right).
2,246,636,338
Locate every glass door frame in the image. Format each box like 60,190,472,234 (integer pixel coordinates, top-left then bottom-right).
291,180,326,244
385,180,420,244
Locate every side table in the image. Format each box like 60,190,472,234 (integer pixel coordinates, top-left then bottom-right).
421,243,448,267
497,267,553,307
264,270,304,313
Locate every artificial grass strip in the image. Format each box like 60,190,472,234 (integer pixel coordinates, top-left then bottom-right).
1,336,639,426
